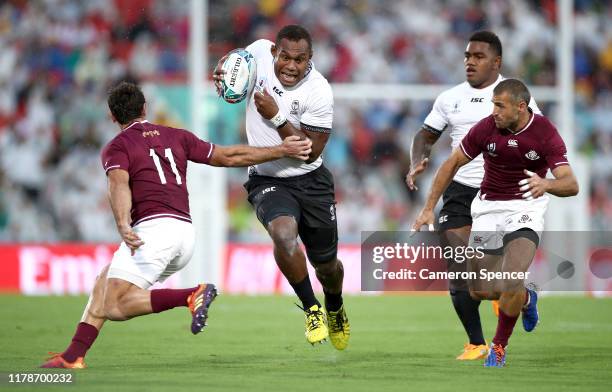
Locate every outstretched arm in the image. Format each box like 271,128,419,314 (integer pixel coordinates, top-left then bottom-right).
406,128,441,190
208,136,312,167
412,147,471,231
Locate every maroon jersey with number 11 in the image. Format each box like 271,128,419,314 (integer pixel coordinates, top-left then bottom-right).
460,112,569,201
101,120,214,226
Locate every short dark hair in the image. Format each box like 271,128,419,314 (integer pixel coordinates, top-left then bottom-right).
276,25,312,52
107,82,145,125
493,78,531,105
469,30,502,57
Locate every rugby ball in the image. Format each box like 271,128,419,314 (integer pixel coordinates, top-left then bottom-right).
220,49,256,104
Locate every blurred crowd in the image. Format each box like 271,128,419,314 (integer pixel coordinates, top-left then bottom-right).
0,0,610,242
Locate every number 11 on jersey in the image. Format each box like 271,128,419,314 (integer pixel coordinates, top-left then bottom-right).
150,148,182,185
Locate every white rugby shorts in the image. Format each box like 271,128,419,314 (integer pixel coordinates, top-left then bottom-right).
469,193,549,250
107,218,195,288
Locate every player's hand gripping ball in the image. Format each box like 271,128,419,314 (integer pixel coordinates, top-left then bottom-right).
218,49,256,104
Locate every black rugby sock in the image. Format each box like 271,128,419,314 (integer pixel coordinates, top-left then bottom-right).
290,275,321,310
323,290,343,312
450,290,486,345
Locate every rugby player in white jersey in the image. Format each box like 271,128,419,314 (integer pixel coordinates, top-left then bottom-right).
214,25,349,349
405,31,541,360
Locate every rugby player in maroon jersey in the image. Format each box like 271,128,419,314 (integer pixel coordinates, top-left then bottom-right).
413,79,578,367
41,82,311,368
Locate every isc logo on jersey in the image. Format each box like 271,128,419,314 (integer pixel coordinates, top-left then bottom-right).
220,49,257,103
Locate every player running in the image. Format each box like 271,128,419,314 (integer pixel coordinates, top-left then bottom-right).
412,79,578,367
406,31,541,360
40,81,312,368
213,25,350,349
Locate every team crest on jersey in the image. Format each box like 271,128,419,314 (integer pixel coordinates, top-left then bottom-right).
525,150,540,160
487,143,497,157
290,100,299,115
451,100,461,113
507,139,518,147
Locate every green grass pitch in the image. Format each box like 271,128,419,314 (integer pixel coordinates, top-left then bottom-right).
1,295,611,391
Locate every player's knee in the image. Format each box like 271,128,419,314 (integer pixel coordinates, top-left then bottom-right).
313,257,342,277
88,299,106,320
102,302,122,321
103,280,127,321
269,226,299,256
470,290,490,300
103,298,131,321
102,292,122,320
275,238,299,257
88,308,105,321
503,280,525,293
499,290,524,304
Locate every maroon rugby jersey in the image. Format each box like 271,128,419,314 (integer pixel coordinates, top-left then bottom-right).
460,112,569,201
101,120,214,226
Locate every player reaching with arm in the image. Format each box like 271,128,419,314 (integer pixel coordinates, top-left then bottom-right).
412,79,578,367
212,25,350,349
40,82,312,369
406,31,543,360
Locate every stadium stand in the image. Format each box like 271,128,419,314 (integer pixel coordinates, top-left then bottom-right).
0,0,609,242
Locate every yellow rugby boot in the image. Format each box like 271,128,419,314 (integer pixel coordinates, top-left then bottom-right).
456,343,489,360
302,304,328,345
326,305,350,350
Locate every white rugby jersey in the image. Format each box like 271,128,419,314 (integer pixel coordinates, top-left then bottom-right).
245,39,333,177
423,75,541,188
